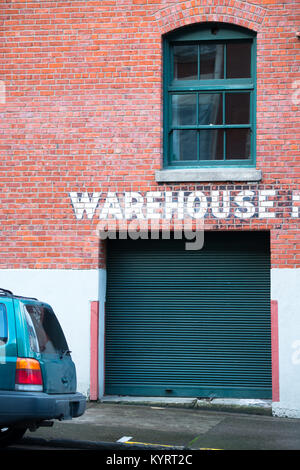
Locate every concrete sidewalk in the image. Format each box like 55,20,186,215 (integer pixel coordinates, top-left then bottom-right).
20,400,300,451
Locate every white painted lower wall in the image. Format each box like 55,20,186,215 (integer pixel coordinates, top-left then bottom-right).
0,269,99,396
3,267,300,417
271,268,300,418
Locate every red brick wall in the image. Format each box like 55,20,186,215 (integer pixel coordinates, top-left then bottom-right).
0,0,299,269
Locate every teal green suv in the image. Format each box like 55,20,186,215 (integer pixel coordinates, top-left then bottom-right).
0,288,86,447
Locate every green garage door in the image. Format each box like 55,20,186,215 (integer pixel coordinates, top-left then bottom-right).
105,231,272,399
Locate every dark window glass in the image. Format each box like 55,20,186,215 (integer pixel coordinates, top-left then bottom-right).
0,304,8,345
172,130,197,160
172,94,197,125
200,44,224,79
199,93,223,125
226,128,251,159
199,130,224,160
173,45,198,80
225,93,250,124
226,42,251,78
24,305,68,354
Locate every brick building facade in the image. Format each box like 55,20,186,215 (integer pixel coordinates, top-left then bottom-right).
1,1,300,417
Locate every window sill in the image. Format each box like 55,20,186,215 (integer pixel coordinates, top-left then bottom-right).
155,168,262,183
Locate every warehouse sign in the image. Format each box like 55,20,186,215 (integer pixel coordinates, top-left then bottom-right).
70,190,300,220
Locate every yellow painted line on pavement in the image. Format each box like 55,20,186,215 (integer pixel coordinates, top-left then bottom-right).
124,440,222,450
125,440,178,448
199,447,222,450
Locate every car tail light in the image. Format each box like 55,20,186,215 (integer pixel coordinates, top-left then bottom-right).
15,358,43,392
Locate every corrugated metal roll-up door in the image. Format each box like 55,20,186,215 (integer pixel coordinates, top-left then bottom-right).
105,231,272,399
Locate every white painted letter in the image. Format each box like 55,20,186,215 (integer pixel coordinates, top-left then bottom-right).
259,190,276,218
124,192,145,219
234,191,256,219
292,191,300,218
165,191,184,219
0,81,5,104
186,192,208,219
146,192,162,219
211,191,230,219
99,192,123,219
70,192,100,220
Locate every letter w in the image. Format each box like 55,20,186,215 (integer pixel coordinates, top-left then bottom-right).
70,192,101,220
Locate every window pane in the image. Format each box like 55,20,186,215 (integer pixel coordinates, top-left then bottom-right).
199,93,223,125
24,304,69,354
199,130,224,160
0,304,7,345
226,129,251,159
200,44,224,79
226,42,251,78
172,94,197,126
172,130,197,161
173,45,198,80
225,93,250,124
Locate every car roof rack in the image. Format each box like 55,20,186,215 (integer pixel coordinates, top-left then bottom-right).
0,288,13,296
0,289,38,301
14,295,39,301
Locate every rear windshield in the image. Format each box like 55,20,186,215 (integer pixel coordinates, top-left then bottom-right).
24,304,69,355
0,304,8,345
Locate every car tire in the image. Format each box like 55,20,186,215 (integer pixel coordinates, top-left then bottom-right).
0,426,27,447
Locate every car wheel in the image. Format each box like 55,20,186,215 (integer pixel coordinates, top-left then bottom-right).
0,426,27,447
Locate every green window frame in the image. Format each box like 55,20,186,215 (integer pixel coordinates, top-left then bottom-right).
163,23,257,168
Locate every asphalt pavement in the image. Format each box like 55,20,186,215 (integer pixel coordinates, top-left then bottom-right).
14,401,300,451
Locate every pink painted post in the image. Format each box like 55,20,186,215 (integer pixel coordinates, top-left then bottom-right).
271,300,279,402
90,301,99,401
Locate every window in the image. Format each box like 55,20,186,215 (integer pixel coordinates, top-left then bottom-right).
163,23,256,169
0,304,8,345
24,304,69,355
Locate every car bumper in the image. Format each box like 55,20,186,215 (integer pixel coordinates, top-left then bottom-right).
0,390,86,426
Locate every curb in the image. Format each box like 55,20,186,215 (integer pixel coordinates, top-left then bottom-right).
97,398,272,416
195,403,272,416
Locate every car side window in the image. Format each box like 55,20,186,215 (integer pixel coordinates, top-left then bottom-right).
0,303,8,345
